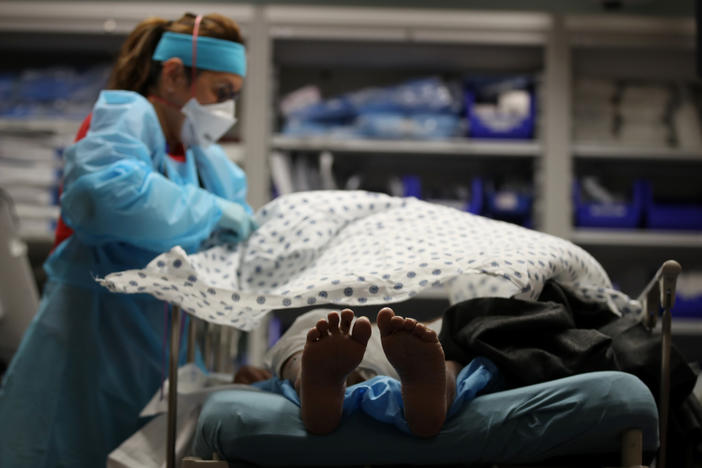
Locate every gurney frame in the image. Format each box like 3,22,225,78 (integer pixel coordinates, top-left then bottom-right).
168,260,682,468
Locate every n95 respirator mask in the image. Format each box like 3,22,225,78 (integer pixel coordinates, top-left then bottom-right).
181,98,236,148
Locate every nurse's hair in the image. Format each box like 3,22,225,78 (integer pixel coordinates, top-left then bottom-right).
107,12,244,96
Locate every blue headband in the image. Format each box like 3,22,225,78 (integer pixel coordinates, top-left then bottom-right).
152,31,246,77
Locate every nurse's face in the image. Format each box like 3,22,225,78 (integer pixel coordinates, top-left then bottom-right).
190,70,244,105
160,59,244,108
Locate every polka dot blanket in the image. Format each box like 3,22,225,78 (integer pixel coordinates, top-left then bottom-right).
99,191,640,331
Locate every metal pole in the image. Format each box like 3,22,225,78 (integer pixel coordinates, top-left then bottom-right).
658,305,671,468
187,316,196,364
657,260,681,468
241,5,273,210
167,305,182,468
541,14,572,238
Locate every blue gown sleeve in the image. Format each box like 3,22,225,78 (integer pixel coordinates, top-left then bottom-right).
60,91,226,252
191,144,253,215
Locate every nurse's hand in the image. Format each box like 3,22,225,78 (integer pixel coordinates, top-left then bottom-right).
216,200,258,242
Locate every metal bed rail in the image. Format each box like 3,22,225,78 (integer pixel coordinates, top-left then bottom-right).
638,259,682,468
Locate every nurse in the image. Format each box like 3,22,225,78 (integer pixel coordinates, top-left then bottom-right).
0,13,255,468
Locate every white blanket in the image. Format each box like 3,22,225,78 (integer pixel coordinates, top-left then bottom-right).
100,191,639,331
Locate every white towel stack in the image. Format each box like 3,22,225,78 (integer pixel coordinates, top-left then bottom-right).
618,84,672,147
573,79,699,149
673,86,702,149
572,78,617,143
0,133,72,241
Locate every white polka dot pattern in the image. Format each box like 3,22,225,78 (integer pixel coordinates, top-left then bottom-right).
99,191,640,331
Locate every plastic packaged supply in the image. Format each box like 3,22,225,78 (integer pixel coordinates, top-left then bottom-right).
281,119,359,139
279,86,322,118
350,77,457,115
473,105,525,130
286,95,355,122
356,113,462,140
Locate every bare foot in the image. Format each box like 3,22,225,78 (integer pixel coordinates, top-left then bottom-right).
377,307,448,437
300,309,371,434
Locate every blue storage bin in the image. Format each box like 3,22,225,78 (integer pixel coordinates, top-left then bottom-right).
573,180,646,229
402,176,483,214
485,187,532,227
466,178,484,214
402,175,422,198
643,182,702,231
464,77,536,140
0,73,17,115
673,294,702,319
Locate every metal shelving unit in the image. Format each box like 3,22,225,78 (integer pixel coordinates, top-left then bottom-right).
272,135,542,157
266,6,551,44
0,117,81,135
1,3,700,305
565,12,701,290
220,142,245,164
2,5,701,465
0,2,254,35
266,5,552,235
565,14,695,50
572,229,702,249
573,143,702,161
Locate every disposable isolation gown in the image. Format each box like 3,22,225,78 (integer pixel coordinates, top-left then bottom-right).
0,90,251,468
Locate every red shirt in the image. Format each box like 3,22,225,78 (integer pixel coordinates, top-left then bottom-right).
51,114,91,250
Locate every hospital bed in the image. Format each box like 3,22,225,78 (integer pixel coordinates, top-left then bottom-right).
156,259,682,468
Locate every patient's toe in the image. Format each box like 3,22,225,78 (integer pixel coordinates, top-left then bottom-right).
390,315,405,332
377,307,395,336
340,309,354,334
351,316,372,345
328,312,341,335
307,327,320,342
403,318,417,332
315,319,330,337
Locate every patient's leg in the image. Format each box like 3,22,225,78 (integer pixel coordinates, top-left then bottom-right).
377,307,460,438
291,309,371,434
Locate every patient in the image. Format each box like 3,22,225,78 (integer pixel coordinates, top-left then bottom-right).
236,307,463,438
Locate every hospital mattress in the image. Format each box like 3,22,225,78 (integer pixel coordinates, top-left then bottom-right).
192,371,658,466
